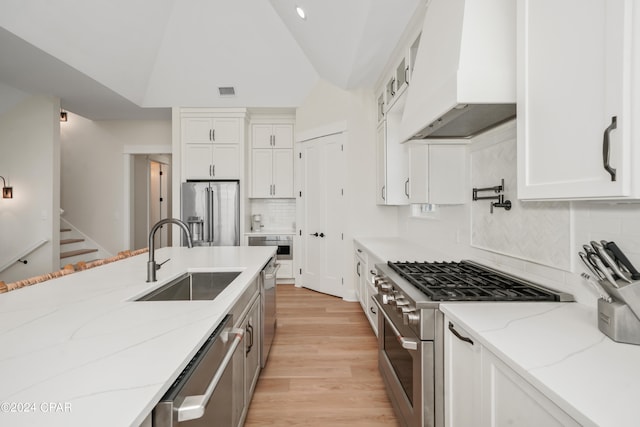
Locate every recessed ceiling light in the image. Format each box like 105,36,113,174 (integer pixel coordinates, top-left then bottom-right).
295,6,306,20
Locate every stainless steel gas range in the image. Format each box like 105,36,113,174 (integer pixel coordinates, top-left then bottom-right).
372,260,573,427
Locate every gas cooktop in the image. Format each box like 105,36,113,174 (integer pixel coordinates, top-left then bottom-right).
387,260,566,302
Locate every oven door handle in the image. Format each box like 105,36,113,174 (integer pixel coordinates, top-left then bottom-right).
177,327,245,422
374,297,418,351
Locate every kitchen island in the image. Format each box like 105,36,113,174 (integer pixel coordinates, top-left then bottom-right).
0,246,275,427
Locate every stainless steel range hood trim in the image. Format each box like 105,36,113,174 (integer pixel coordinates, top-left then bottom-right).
411,103,517,140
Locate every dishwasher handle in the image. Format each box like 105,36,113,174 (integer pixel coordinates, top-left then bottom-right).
177,327,244,422
263,263,281,280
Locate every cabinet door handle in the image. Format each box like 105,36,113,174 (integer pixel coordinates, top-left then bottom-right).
603,116,617,181
212,129,215,141
370,305,377,315
405,178,410,197
211,165,215,177
390,78,396,96
209,165,212,176
448,322,474,345
209,129,212,141
405,66,410,85
382,185,386,201
356,261,361,277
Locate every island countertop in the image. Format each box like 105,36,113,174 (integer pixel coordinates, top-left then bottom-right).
0,246,276,427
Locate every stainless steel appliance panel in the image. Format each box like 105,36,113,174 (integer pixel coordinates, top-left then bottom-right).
153,315,243,426
248,235,293,260
375,295,435,427
260,257,279,367
181,181,240,246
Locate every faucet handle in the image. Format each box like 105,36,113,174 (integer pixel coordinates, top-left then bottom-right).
156,258,171,270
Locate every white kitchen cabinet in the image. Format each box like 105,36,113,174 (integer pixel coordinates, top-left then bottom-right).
381,33,421,114
276,260,293,279
517,0,637,200
184,143,241,179
481,350,580,427
252,124,293,149
250,123,294,198
354,244,368,308
444,316,580,427
408,144,467,205
444,319,482,427
376,116,409,206
181,113,245,180
353,241,379,336
182,117,242,144
250,148,294,198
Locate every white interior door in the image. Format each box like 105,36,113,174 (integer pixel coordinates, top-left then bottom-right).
300,133,344,298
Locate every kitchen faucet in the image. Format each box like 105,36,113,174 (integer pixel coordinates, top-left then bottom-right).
147,218,193,282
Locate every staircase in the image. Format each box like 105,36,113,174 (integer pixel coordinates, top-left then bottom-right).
59,219,110,268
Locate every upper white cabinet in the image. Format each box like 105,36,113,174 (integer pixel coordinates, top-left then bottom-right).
378,33,421,119
181,110,246,180
517,0,637,200
376,116,410,205
251,124,294,149
408,144,467,205
183,117,242,145
250,122,294,198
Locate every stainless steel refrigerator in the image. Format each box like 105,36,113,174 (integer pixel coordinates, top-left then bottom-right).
181,180,240,246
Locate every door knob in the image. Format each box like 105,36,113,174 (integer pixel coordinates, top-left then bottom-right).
319,233,325,238
310,232,319,237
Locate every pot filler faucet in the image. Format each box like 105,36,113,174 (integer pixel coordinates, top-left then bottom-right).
147,218,193,282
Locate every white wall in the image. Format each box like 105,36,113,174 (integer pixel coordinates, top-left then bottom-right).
296,79,399,298
0,95,60,283
60,113,171,254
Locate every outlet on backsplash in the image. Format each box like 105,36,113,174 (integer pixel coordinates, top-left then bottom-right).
250,199,296,231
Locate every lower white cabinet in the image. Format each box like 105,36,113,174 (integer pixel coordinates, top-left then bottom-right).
444,320,482,427
277,260,293,279
353,242,379,336
481,350,580,427
445,317,580,427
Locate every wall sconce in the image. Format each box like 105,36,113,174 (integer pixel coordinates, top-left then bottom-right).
60,110,68,122
0,176,13,198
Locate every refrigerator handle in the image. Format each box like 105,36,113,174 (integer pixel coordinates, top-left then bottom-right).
209,188,215,243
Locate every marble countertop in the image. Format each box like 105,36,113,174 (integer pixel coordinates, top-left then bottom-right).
441,302,640,427
0,246,275,427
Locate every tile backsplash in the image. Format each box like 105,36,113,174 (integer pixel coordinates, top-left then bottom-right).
250,199,296,231
470,123,572,271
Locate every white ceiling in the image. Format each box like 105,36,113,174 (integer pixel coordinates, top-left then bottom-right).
0,0,424,119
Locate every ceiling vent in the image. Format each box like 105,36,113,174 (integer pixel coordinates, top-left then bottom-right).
218,86,236,97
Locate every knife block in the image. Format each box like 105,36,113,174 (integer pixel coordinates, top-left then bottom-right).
597,298,640,345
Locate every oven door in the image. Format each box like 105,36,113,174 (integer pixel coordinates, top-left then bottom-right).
374,296,434,427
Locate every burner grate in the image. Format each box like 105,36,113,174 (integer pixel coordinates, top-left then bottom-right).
388,261,559,302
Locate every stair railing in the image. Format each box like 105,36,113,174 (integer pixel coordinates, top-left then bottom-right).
0,238,49,274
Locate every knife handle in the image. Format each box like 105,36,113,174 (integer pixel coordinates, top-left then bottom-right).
605,242,640,280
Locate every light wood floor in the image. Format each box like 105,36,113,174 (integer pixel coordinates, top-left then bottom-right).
244,284,400,427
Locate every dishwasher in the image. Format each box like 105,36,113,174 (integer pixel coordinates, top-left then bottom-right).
152,315,244,426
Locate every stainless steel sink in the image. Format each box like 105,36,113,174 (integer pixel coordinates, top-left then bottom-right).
136,271,241,301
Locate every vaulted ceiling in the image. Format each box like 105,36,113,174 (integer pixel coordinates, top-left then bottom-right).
0,0,424,119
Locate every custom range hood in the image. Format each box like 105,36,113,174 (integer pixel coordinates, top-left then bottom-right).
400,0,516,141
